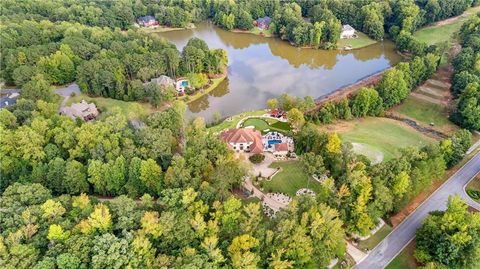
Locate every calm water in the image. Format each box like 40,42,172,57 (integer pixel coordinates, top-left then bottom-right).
157,22,402,121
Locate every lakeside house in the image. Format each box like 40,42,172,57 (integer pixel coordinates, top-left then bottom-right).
175,79,189,94
270,109,287,119
220,128,294,156
220,128,264,154
150,75,175,88
60,100,99,121
0,92,19,108
137,16,159,27
254,16,272,30
340,24,356,39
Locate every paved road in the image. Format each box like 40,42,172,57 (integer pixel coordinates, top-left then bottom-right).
355,151,480,269
55,83,81,110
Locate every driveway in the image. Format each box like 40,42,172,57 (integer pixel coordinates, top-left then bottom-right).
355,151,480,269
56,83,81,110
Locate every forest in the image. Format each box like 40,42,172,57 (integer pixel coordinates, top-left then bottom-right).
1,1,479,268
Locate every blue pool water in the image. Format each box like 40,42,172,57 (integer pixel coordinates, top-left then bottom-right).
182,81,189,87
268,139,282,145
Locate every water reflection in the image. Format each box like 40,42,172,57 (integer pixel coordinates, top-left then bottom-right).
157,22,402,121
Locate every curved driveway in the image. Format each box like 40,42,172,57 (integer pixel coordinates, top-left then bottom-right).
355,152,480,269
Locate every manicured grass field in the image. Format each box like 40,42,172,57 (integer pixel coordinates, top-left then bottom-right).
241,117,291,134
208,110,267,133
263,161,322,197
414,6,480,45
393,96,454,128
357,224,393,252
337,31,377,49
321,117,436,160
67,94,155,120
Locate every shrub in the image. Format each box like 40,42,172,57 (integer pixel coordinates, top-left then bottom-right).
467,189,480,200
249,153,265,164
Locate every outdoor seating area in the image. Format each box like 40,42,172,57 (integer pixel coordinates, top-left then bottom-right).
296,188,316,197
266,192,292,205
262,132,294,153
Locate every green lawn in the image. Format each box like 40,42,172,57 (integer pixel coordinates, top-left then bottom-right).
386,241,418,269
241,117,291,134
322,117,436,160
393,96,453,127
357,224,393,252
414,6,480,45
208,110,267,133
337,31,377,49
466,176,480,201
262,161,322,197
67,94,156,120
181,75,226,103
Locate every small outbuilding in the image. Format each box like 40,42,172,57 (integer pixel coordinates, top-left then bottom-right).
137,16,159,27
61,100,99,121
340,24,356,39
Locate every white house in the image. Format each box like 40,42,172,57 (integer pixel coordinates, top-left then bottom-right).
340,24,356,39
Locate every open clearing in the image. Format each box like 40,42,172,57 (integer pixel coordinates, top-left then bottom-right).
320,117,436,161
337,31,377,49
263,161,323,197
67,94,161,120
391,66,458,135
208,110,267,133
414,5,480,45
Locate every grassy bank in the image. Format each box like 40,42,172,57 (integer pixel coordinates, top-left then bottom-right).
263,161,322,197
414,5,480,45
232,27,273,37
392,96,456,131
319,117,436,160
241,117,291,134
66,94,158,120
337,31,377,49
357,224,393,252
181,75,226,104
208,109,267,133
139,24,195,33
386,241,418,269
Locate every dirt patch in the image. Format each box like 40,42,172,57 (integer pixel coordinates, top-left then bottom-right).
310,68,391,112
352,142,384,164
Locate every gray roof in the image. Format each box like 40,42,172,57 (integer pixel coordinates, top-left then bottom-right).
342,24,355,31
61,100,98,120
150,75,175,87
138,16,157,24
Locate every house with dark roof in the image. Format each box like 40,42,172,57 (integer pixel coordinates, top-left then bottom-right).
254,16,272,30
0,92,19,108
137,16,159,27
219,128,264,154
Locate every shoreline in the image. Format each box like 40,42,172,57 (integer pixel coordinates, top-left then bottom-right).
179,73,227,104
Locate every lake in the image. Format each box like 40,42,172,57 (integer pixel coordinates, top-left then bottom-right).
157,22,402,121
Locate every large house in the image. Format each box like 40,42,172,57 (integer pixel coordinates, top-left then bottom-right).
137,16,159,27
150,75,175,88
340,24,356,39
220,128,264,154
61,100,99,121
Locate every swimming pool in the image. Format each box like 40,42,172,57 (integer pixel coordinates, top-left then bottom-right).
181,80,189,87
268,139,282,145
